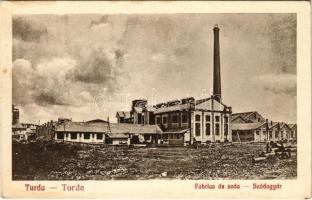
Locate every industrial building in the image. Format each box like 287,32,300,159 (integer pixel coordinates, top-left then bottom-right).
116,25,232,145
54,121,162,145
231,111,297,142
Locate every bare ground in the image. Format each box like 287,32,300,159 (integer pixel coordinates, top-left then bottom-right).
12,141,297,180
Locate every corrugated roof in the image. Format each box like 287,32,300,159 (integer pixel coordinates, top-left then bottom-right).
106,133,128,139
109,123,162,134
154,103,190,114
195,98,211,105
55,122,106,133
231,111,255,119
231,122,265,130
55,122,162,135
230,115,248,123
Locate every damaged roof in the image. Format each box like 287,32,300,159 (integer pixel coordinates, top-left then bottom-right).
154,103,191,114
116,111,131,119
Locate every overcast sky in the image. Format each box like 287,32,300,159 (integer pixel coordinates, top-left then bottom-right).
12,14,296,124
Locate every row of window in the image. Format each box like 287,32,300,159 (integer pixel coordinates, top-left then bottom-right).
195,123,229,137
156,113,188,125
56,133,103,140
255,130,294,135
156,113,229,125
255,130,296,139
195,114,229,123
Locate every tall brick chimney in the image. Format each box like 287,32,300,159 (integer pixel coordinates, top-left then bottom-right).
213,24,221,101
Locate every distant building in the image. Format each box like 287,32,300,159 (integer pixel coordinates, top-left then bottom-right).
12,123,37,141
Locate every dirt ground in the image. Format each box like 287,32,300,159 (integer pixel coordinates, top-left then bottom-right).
12,141,297,180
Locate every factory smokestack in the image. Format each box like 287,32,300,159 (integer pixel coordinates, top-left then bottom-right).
213,24,221,101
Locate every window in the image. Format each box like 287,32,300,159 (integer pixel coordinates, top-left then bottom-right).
215,124,220,136
156,116,161,124
162,116,167,124
195,114,201,122
215,116,220,122
224,124,228,136
205,123,210,136
172,114,178,123
205,115,211,122
182,113,188,123
195,123,201,136
256,130,260,135
269,131,272,138
96,133,103,140
57,133,64,140
141,115,145,125
84,133,90,139
224,116,228,123
138,113,142,124
71,133,77,140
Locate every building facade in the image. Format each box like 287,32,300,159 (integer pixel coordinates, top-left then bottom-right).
231,111,297,143
54,121,162,145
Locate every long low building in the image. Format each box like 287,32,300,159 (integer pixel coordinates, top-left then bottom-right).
231,120,297,142
54,121,162,145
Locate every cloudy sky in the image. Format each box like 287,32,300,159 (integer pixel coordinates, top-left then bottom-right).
12,14,296,124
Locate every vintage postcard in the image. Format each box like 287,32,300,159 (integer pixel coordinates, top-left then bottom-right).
0,1,311,199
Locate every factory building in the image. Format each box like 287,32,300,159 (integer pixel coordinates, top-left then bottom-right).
231,111,297,143
288,124,297,141
116,25,232,145
231,111,265,124
54,121,162,145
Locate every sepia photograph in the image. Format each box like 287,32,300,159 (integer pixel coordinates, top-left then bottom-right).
11,13,298,181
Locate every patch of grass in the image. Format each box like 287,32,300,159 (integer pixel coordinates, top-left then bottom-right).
12,142,297,180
